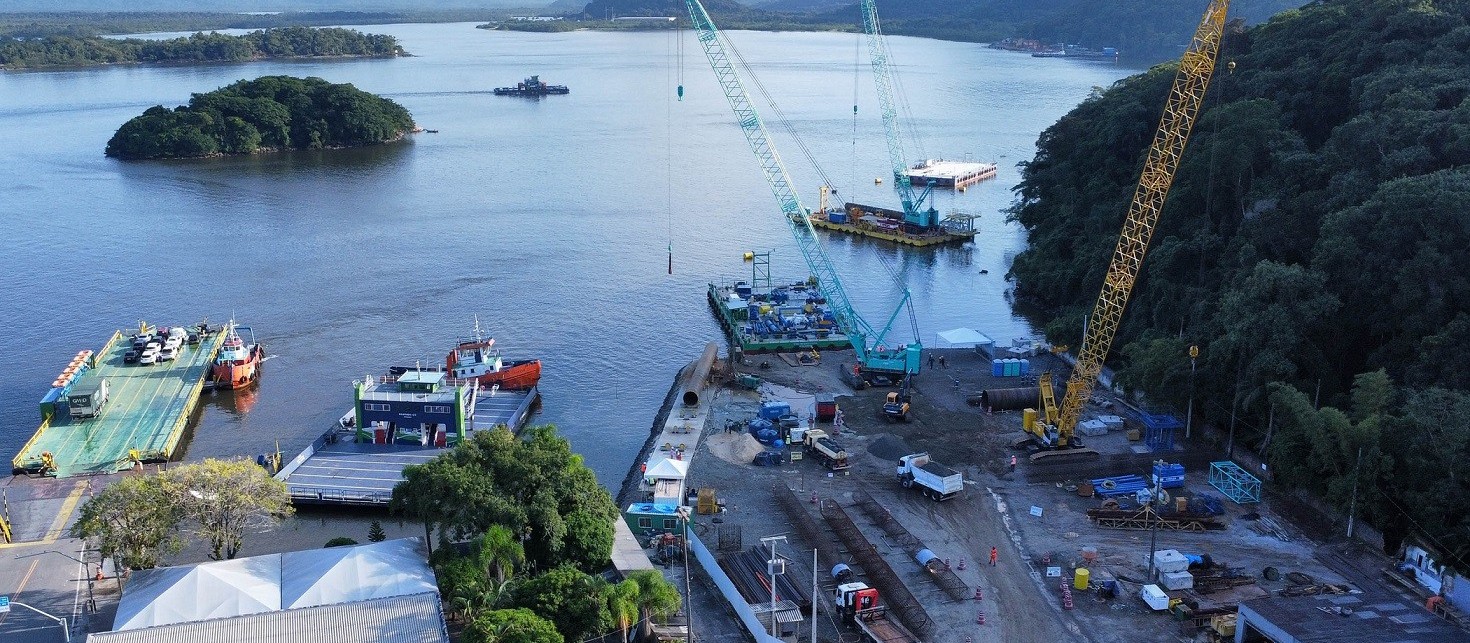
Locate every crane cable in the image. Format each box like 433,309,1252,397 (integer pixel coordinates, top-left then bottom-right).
722,30,846,202
667,22,678,274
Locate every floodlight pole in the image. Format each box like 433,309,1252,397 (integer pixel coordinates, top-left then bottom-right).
10,601,69,641
761,535,787,640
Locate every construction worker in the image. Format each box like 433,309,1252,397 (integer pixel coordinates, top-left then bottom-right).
1009,455,1017,472
929,355,935,369
990,547,998,566
938,355,947,369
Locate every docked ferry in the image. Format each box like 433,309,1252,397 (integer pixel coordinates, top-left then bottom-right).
210,322,264,389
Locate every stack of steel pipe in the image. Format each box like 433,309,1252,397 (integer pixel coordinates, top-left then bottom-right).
717,547,812,613
820,498,934,636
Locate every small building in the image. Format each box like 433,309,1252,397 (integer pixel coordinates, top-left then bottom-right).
354,371,473,447
1234,594,1465,643
1401,542,1470,613
643,457,690,507
625,502,684,537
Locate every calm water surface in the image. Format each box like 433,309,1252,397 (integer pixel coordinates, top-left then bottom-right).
0,24,1131,484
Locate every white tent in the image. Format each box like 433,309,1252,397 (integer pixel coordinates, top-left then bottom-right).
644,457,689,481
114,555,282,630
114,538,435,631
935,327,995,348
282,539,439,609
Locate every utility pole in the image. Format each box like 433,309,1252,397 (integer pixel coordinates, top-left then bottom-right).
9,601,69,642
1185,345,1198,439
1347,446,1363,539
810,548,818,643
761,535,787,640
1146,476,1163,583
678,506,694,643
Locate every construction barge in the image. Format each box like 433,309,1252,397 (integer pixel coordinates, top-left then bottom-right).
493,75,569,97
12,323,228,477
906,158,998,189
276,370,539,506
707,276,854,356
810,202,977,247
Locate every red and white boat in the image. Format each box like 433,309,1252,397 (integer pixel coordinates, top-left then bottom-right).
391,321,541,390
210,322,264,390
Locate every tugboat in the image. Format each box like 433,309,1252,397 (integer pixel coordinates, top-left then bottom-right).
210,322,264,390
493,75,570,97
392,321,541,390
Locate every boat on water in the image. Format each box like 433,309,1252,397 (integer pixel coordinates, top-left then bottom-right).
391,322,541,391
493,75,569,97
210,322,264,390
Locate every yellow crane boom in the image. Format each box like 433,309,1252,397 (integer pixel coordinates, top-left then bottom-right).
1052,0,1231,449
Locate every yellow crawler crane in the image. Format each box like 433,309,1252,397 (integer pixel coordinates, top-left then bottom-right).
1032,0,1231,462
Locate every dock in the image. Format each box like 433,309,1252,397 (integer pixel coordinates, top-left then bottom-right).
906,159,998,189
12,327,226,477
276,385,539,506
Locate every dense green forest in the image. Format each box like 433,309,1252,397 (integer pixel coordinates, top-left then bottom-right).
0,26,402,69
574,0,1304,63
105,75,414,160
1007,0,1470,570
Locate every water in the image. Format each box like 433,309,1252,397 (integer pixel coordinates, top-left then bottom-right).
0,23,1131,484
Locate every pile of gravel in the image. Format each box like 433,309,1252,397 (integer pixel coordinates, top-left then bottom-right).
867,434,915,461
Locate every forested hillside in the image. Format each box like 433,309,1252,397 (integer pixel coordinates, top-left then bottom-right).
105,76,414,160
0,26,401,69
1007,0,1470,569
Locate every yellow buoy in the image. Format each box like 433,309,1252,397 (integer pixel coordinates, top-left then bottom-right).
743,251,754,261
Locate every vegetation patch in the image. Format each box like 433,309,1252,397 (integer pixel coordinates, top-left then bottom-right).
0,26,403,70
105,75,414,160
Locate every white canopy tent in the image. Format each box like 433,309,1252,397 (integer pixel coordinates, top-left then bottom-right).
935,327,995,348
114,538,435,631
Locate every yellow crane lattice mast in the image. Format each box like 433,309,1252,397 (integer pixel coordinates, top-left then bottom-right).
1053,0,1232,441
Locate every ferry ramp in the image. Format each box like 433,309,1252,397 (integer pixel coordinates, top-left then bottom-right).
12,329,224,477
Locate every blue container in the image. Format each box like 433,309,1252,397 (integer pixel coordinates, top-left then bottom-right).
1019,358,1031,375
992,359,1004,376
759,401,792,420
828,211,848,224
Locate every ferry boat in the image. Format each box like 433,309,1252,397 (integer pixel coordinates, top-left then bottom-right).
210,322,264,390
493,75,569,97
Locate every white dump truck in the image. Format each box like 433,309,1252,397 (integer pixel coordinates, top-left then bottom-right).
803,429,850,470
895,452,964,501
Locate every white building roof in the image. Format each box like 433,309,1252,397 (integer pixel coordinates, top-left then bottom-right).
91,592,448,643
113,538,436,631
645,457,689,480
936,327,994,348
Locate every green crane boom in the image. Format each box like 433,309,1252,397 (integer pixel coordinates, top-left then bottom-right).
859,0,939,230
683,0,922,377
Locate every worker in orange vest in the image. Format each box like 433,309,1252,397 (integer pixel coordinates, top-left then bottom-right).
990,547,999,566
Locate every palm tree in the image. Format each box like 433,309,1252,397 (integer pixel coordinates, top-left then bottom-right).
607,580,641,643
478,525,526,585
627,571,682,641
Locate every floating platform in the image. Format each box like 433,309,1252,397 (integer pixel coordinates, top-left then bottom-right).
12,327,226,477
276,386,539,506
707,282,854,356
811,203,977,248
906,159,998,189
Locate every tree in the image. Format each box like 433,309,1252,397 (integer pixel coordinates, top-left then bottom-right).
167,458,293,560
390,426,620,573
478,525,525,585
368,520,388,543
465,608,564,643
626,570,681,641
71,475,183,571
325,537,359,548
504,565,613,643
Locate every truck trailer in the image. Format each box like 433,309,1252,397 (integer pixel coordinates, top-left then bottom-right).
803,429,850,470
834,581,919,643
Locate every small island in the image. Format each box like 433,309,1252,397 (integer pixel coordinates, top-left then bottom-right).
105,76,415,160
0,27,404,70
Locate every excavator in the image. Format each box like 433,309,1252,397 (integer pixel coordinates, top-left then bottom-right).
1020,0,1231,462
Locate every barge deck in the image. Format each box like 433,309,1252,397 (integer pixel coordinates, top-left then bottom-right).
276,385,540,506
707,282,854,356
12,328,226,477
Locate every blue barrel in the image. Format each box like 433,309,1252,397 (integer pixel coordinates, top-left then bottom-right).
992,359,1004,376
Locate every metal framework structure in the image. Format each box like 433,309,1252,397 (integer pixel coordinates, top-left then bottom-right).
684,0,921,375
1208,461,1262,504
1053,0,1231,437
858,0,938,230
1086,505,1226,532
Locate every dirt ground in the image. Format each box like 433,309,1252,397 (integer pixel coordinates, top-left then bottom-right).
670,347,1379,643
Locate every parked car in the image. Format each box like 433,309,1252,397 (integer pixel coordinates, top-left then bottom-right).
159,347,177,362
164,336,183,350
124,350,140,364
186,332,200,345
139,350,159,366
